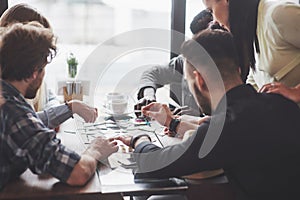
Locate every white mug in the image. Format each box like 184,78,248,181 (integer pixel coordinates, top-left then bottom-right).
105,93,128,114
108,99,128,114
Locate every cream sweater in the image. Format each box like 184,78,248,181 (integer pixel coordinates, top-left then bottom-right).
247,0,300,90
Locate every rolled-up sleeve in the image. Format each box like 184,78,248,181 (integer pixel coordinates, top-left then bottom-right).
37,104,73,129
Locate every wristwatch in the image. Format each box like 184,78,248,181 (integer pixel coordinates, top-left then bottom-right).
169,118,181,135
130,134,152,148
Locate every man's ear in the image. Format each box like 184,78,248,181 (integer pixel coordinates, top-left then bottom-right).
25,71,38,82
193,70,206,92
32,71,38,79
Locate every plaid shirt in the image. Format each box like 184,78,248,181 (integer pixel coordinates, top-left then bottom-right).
0,80,81,190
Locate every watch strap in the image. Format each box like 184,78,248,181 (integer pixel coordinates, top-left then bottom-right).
130,134,152,148
169,118,180,135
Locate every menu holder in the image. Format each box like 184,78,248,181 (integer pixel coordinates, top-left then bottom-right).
63,86,83,101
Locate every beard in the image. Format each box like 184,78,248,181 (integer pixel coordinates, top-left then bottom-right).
25,78,42,99
192,82,211,115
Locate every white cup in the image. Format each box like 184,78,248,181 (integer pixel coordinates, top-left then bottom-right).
105,93,128,114
105,92,126,101
109,99,128,114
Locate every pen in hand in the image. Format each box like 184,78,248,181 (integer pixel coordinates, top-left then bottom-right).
172,105,189,115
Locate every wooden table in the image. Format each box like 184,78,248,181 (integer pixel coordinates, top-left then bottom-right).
0,117,235,200
74,116,235,200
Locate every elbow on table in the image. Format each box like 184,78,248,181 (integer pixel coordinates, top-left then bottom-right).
66,170,93,186
66,156,97,186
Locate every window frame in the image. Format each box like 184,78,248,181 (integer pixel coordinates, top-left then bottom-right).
0,0,8,17
2,0,187,59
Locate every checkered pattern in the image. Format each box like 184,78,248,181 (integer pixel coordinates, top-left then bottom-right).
0,80,80,190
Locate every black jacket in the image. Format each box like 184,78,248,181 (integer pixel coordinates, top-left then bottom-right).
134,84,300,200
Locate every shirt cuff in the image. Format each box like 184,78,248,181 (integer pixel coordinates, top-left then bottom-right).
45,104,73,129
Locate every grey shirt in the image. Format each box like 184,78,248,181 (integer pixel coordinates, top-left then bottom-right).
138,55,200,116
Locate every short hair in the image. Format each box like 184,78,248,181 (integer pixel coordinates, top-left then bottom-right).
181,29,240,80
0,22,57,81
190,9,213,34
0,3,50,28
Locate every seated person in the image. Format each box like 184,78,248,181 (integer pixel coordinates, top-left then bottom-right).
117,29,300,199
0,22,118,190
0,3,98,127
135,9,213,117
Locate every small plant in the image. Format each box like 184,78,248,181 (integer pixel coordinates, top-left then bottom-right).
67,53,78,78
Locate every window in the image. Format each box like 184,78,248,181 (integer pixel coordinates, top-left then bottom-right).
8,0,172,102
185,0,206,38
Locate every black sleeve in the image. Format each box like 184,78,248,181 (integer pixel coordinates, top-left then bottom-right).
133,118,228,179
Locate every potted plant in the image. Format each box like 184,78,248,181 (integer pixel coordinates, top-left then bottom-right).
67,53,78,78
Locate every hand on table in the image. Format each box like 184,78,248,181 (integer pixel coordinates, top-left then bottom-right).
68,100,98,123
114,135,132,147
259,82,300,103
114,135,151,149
85,137,118,161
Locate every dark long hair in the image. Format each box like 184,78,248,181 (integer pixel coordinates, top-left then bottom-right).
228,0,260,82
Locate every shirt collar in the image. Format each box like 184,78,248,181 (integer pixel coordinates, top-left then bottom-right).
1,79,27,103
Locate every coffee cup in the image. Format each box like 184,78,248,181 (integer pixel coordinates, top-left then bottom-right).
105,92,126,101
105,93,128,114
108,99,128,114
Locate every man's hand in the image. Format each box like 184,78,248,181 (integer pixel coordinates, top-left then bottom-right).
164,115,211,138
134,98,156,118
115,135,151,148
142,102,175,127
85,137,118,161
68,100,98,123
114,135,132,146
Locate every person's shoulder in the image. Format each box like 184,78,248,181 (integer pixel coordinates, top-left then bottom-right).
271,2,300,26
168,55,184,73
2,97,34,119
260,92,300,116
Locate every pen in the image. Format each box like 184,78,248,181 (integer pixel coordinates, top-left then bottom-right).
172,105,189,115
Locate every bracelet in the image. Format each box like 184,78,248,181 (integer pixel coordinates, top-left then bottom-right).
130,134,152,148
169,118,181,135
64,101,74,118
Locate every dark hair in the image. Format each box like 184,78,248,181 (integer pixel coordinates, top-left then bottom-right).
190,9,213,34
181,29,240,80
0,22,56,81
0,4,50,28
228,0,260,81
